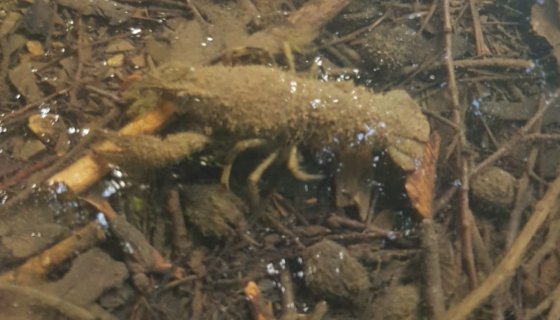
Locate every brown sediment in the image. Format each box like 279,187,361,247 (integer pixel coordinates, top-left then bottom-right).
133,64,430,171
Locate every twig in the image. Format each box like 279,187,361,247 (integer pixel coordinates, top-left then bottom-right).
435,92,556,215
468,0,490,56
419,0,438,32
326,214,399,238
280,269,298,318
190,280,204,320
81,195,181,277
68,17,86,107
0,88,69,124
468,211,505,319
505,148,538,249
459,168,477,287
431,57,534,70
472,95,551,177
46,100,176,194
85,84,123,103
423,109,461,132
265,211,305,249
522,219,560,274
0,155,58,190
439,172,560,320
318,11,388,49
168,188,190,260
421,219,445,318
495,115,545,271
525,282,560,319
184,0,208,25
442,0,477,287
0,220,106,283
523,133,560,141
0,283,99,320
0,106,119,214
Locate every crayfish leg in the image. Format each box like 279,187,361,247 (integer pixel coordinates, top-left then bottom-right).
247,150,279,209
287,146,323,181
220,138,267,189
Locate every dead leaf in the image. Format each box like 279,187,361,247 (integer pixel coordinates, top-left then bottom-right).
405,132,441,219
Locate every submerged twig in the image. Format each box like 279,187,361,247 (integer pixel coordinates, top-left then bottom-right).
422,220,445,318
280,269,298,319
419,0,438,32
505,148,538,249
46,100,177,194
440,173,560,320
0,220,106,283
442,0,477,287
168,188,190,260
468,0,490,56
525,282,560,319
0,88,69,125
0,283,100,320
472,95,552,177
435,91,558,216
0,106,119,214
430,57,533,70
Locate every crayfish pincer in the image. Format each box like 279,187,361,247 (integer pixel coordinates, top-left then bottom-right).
129,64,431,216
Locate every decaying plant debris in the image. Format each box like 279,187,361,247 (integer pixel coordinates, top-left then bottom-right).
0,0,560,319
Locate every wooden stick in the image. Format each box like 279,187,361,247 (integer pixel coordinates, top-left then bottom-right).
429,57,534,70
168,188,191,260
442,0,477,287
46,100,176,194
0,283,100,320
440,173,560,320
422,219,445,317
0,220,106,284
468,0,490,56
434,91,557,214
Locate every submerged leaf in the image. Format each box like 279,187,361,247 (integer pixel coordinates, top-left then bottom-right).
405,132,440,219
